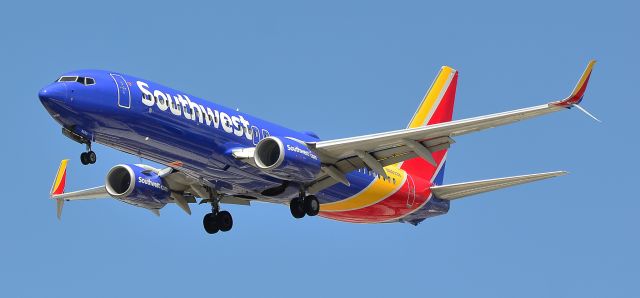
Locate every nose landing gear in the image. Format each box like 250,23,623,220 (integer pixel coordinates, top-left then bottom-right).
80,151,96,165
80,144,96,165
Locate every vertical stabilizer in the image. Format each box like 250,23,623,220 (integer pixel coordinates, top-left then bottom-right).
400,66,458,184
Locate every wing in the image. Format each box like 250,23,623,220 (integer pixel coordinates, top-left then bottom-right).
430,171,567,200
49,160,249,219
52,186,109,201
306,60,596,192
49,160,109,219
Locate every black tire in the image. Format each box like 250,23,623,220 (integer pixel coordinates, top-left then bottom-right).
203,213,219,234
290,198,306,219
304,195,320,216
80,152,89,165
217,211,233,232
87,151,97,164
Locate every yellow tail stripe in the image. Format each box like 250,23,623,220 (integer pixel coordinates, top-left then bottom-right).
407,66,455,129
320,168,406,212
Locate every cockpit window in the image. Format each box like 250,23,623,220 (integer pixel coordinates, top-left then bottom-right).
58,76,78,82
57,76,96,86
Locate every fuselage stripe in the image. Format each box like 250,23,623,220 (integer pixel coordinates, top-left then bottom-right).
320,169,407,212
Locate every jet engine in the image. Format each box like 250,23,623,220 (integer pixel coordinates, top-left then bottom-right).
105,164,172,209
253,136,321,182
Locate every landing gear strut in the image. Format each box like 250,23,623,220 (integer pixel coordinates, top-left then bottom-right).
80,143,96,165
290,193,320,219
202,191,233,234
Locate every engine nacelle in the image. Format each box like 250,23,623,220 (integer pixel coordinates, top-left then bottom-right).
105,164,171,209
254,136,321,182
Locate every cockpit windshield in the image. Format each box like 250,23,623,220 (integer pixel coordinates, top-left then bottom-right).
57,76,95,86
58,76,77,82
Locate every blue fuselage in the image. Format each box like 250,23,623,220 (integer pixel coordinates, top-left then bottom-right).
40,70,375,203
39,70,449,224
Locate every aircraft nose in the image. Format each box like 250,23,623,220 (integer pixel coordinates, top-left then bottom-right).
38,83,68,103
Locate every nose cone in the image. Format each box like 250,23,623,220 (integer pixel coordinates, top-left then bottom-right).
39,83,68,103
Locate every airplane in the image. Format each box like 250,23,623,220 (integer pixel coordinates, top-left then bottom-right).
41,60,596,234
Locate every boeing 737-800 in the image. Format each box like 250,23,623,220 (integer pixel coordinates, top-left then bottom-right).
40,60,596,234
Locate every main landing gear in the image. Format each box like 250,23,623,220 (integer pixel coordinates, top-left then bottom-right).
80,143,96,165
202,193,233,234
290,194,320,219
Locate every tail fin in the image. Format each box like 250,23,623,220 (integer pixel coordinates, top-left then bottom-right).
400,66,458,184
407,66,458,128
50,159,69,219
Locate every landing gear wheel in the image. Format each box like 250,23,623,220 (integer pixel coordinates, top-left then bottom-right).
304,195,320,216
290,198,306,219
87,151,97,164
217,211,233,232
80,151,96,165
80,152,89,165
203,213,219,234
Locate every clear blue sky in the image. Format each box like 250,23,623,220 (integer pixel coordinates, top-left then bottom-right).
1,1,637,297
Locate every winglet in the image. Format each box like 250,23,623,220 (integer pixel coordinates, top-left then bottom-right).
50,159,69,220
554,60,596,107
51,160,68,196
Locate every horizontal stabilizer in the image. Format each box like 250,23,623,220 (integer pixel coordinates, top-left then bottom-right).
431,171,567,200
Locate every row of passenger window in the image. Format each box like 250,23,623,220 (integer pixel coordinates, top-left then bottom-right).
146,93,253,133
57,76,95,85
144,93,274,145
145,93,203,118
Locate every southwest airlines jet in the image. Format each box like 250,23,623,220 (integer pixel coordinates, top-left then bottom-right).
40,60,596,234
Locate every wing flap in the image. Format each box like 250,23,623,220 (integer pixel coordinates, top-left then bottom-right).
430,171,567,200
